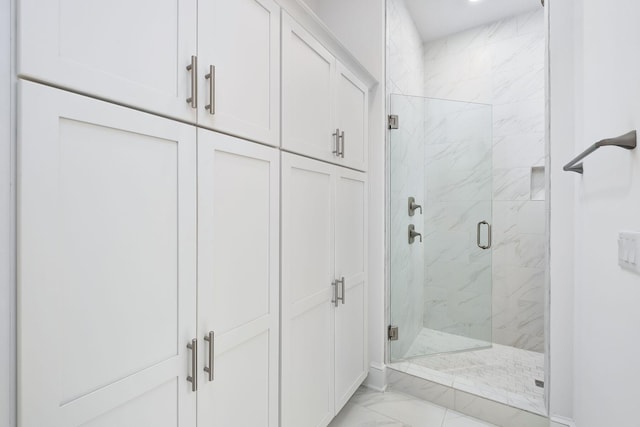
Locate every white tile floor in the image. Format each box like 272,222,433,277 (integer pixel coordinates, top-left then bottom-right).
390,329,545,415
330,387,566,427
329,387,496,427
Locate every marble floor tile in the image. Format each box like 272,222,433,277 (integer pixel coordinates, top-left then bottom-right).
330,387,502,427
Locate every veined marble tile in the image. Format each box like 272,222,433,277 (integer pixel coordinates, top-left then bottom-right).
492,133,545,169
328,403,405,427
493,168,530,201
517,9,545,37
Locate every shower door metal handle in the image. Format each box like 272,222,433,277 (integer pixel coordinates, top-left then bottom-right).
203,331,214,382
477,221,492,250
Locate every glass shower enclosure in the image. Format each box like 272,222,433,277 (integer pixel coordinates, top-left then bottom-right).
389,94,493,362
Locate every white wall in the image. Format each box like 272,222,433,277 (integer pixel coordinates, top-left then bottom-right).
1,0,15,425
571,0,640,425
300,0,387,388
547,0,575,420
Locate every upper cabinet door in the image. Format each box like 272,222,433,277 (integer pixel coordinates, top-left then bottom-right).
333,167,368,412
281,13,336,164
197,130,279,427
18,81,197,427
18,0,197,122
335,63,369,171
197,0,280,146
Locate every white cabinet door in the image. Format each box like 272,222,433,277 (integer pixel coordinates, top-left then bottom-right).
281,13,336,164
335,63,368,171
197,0,280,146
197,130,279,427
18,81,197,427
281,153,335,427
18,0,197,122
333,168,368,412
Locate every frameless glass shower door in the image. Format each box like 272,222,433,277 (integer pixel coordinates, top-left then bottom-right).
390,94,493,362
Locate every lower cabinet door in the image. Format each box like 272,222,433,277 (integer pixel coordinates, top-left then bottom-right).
334,168,368,412
18,81,197,427
197,129,280,426
281,153,336,427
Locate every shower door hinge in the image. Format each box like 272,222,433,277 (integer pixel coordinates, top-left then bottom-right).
388,325,399,341
388,115,399,130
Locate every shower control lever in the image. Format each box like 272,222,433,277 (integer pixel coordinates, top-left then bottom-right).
408,224,422,244
408,197,422,216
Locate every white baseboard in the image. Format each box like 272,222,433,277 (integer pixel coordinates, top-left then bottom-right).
550,415,576,427
362,362,387,392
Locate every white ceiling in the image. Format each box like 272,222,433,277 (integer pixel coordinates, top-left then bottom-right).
403,0,541,41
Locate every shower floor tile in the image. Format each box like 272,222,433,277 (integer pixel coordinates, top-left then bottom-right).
389,328,545,415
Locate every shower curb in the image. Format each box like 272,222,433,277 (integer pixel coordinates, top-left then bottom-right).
387,367,549,427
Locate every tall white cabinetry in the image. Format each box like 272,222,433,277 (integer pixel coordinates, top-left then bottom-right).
281,13,369,171
18,82,280,427
16,2,371,426
281,153,368,427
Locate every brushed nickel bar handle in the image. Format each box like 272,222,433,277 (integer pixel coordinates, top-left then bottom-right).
204,331,214,382
205,65,216,115
338,277,345,305
339,130,345,158
186,55,197,108
186,338,198,392
332,128,340,156
331,280,338,307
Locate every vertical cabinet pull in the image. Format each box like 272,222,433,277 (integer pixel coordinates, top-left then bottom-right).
204,331,215,382
339,131,345,158
205,65,216,115
186,338,198,392
337,277,345,304
331,280,339,307
332,128,341,156
186,56,198,108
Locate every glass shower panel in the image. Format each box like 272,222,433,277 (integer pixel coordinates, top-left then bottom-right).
390,94,493,362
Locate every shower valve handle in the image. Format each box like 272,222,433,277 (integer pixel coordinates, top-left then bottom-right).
408,224,422,244
408,197,422,216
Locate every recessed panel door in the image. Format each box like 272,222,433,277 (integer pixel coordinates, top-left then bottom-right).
281,13,336,163
197,130,279,426
18,81,197,427
334,168,367,412
18,0,198,121
197,0,280,146
281,153,335,427
335,63,368,171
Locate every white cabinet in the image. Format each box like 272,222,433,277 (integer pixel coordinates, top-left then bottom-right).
197,0,280,146
281,13,369,171
18,81,197,427
18,0,198,122
281,153,367,427
18,0,281,145
197,130,280,427
335,63,369,172
18,81,280,427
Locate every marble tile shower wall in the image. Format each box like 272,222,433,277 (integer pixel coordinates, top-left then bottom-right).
422,10,546,352
387,0,426,359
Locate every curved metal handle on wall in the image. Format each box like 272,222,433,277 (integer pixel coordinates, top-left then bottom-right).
477,221,491,250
